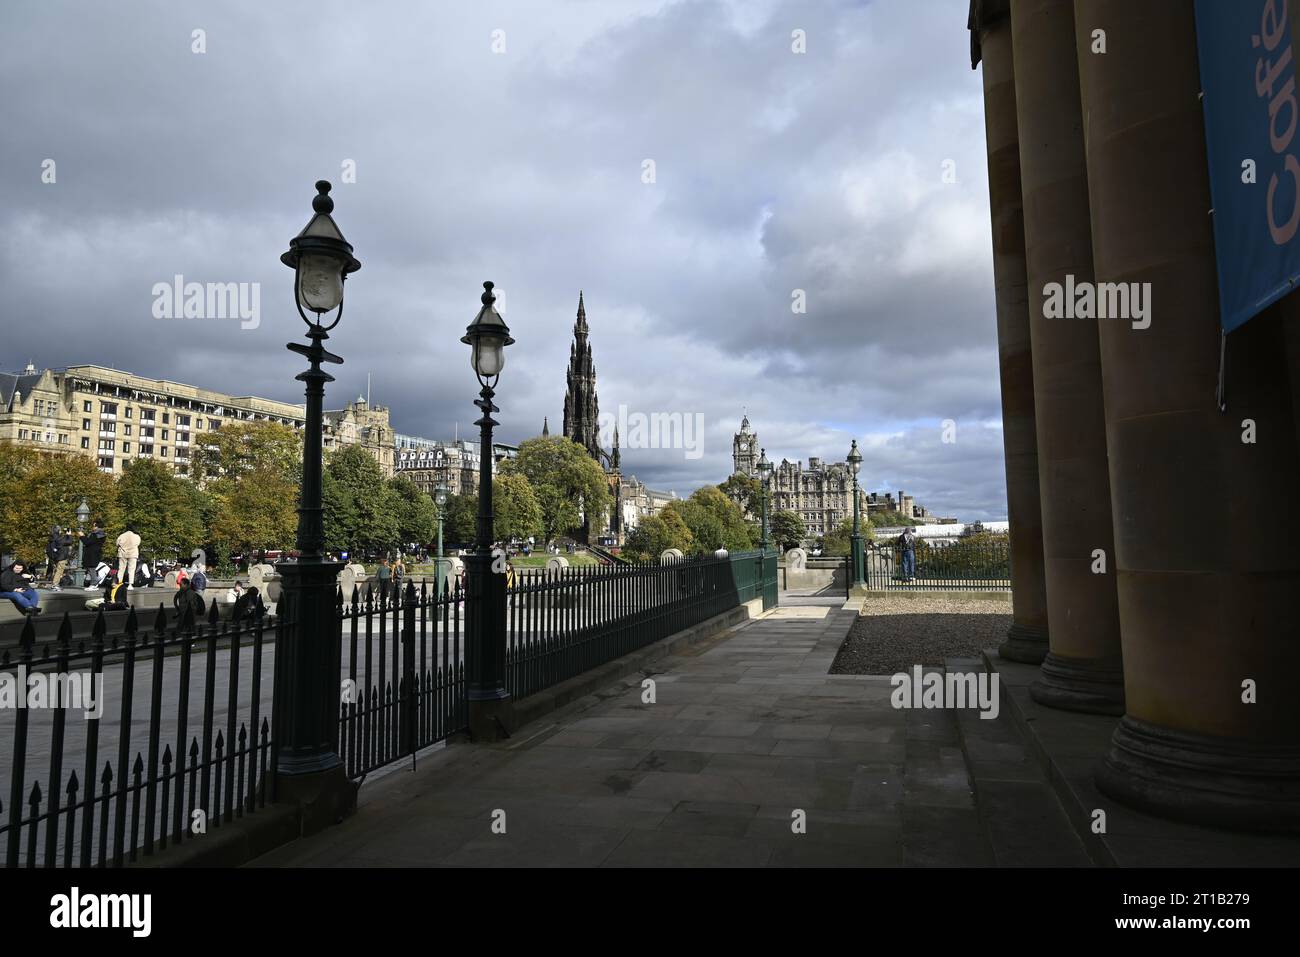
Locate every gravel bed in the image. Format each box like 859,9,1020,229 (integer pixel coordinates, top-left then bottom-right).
831,593,1012,675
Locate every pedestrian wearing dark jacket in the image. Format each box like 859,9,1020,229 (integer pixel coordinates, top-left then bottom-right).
1,561,41,614
82,520,106,570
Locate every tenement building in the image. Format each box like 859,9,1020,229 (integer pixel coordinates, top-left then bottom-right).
394,433,517,497
730,415,869,538
967,0,1299,830
0,363,396,477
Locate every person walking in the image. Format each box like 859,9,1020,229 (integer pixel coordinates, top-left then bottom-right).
116,524,141,589
45,526,62,585
1,561,42,615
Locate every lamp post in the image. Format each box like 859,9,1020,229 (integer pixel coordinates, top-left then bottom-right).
461,281,515,741
756,448,772,550
434,484,448,598
847,439,865,589
73,499,90,588
274,180,360,781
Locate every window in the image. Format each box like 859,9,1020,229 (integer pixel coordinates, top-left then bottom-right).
18,429,28,439
196,419,203,430
83,400,92,412
100,402,117,416
124,425,132,436
162,429,169,441
177,415,191,427
80,437,89,449
141,408,156,423
98,440,115,451
97,456,113,470
124,407,132,419
58,434,68,445
122,442,131,453
163,413,170,424
140,443,153,456
160,448,167,458
141,426,154,438
82,418,91,430
209,419,220,430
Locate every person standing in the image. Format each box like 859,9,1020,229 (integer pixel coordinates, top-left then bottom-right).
82,519,106,575
45,526,62,584
116,524,141,589
900,527,917,582
376,557,392,596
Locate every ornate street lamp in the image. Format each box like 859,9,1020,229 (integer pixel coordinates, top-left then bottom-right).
756,447,772,550
462,281,514,741
847,439,865,589
434,484,449,598
73,499,90,588
275,180,360,779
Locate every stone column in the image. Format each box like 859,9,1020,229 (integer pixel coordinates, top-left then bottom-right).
1076,0,1300,829
1011,0,1124,713
971,0,1051,664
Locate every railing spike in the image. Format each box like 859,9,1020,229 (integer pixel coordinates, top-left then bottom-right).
57,611,74,649
18,614,36,654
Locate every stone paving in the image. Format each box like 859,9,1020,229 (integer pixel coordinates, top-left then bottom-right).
251,596,995,867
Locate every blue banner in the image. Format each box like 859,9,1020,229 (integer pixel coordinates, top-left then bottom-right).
1195,0,1300,331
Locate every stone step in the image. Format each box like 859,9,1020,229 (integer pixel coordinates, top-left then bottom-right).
946,656,1092,867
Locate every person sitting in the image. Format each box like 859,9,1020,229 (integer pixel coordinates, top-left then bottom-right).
232,585,260,623
91,560,112,588
226,580,245,604
1,561,42,615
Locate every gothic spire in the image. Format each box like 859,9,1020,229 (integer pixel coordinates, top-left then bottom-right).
542,416,550,437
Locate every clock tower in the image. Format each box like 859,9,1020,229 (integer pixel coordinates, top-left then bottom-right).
732,414,757,476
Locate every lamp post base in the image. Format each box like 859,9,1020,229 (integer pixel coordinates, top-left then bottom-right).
468,693,515,743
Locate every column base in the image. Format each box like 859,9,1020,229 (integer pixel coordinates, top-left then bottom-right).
468,694,515,743
1030,651,1125,715
998,622,1049,664
1096,715,1300,833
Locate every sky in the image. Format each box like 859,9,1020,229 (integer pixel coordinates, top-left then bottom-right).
0,0,1009,520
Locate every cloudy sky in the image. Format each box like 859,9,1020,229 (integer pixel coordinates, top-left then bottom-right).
0,0,1009,519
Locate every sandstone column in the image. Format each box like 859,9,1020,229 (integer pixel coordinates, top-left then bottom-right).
1011,0,1124,713
1076,0,1300,829
971,0,1051,664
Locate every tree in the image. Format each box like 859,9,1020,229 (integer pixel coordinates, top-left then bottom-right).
508,436,611,544
622,509,694,561
770,510,807,553
667,485,755,555
322,444,400,555
493,472,543,542
190,420,301,487
388,476,437,547
116,458,209,561
208,464,298,558
869,509,918,528
822,517,874,557
718,473,761,518
442,492,478,546
0,443,118,562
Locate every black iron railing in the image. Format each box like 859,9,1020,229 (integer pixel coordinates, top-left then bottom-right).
865,535,1011,590
1,603,274,868
337,580,467,781
504,551,765,700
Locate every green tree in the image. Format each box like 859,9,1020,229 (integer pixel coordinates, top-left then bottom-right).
388,475,437,547
443,492,478,546
508,436,611,544
0,443,118,562
190,420,301,486
207,464,297,558
493,472,543,542
322,444,400,555
869,509,919,528
718,473,761,518
667,485,755,555
622,508,694,561
820,517,874,557
115,458,209,560
770,510,807,552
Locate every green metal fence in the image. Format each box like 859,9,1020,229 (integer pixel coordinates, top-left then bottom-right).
865,535,1011,591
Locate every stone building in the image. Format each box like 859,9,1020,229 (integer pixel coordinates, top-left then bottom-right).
730,415,867,539
394,433,516,497
967,0,1300,830
0,363,396,477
